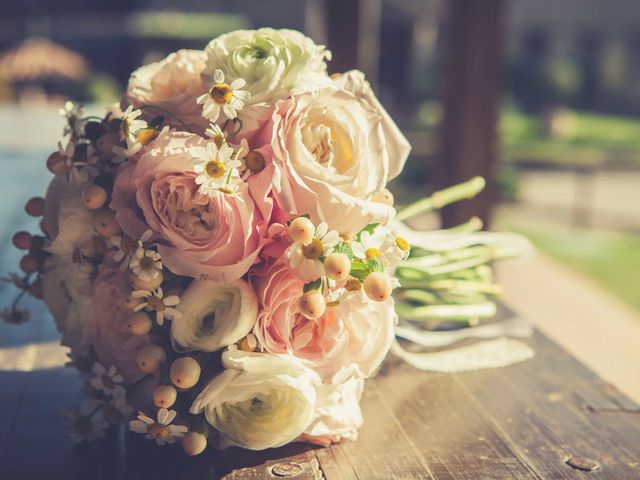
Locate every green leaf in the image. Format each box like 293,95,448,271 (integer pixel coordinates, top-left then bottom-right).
366,257,384,272
355,223,379,242
332,242,354,259
303,278,322,293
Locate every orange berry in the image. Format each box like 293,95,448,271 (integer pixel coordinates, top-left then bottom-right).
83,185,107,210
25,197,45,217
298,290,326,320
12,231,32,250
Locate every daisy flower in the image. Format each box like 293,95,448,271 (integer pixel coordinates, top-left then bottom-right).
191,141,241,195
59,100,84,138
90,363,126,398
57,141,99,183
129,247,162,281
65,399,109,443
286,222,340,281
110,230,153,269
351,230,384,260
205,123,226,147
129,408,188,446
197,69,250,122
120,105,146,144
353,229,410,272
113,126,166,163
132,287,181,326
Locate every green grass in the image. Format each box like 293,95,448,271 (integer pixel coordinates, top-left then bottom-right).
497,210,640,315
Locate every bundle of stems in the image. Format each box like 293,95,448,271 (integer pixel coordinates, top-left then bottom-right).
394,177,530,328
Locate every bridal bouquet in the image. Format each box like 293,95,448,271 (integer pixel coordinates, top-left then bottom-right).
3,28,526,455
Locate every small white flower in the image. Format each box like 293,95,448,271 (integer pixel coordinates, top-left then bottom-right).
90,363,126,397
120,105,146,144
111,230,153,269
130,247,162,281
285,222,340,281
59,101,85,137
132,287,181,326
205,123,227,147
57,141,99,182
113,126,167,163
191,141,241,195
65,399,109,443
352,229,409,273
129,408,188,446
197,69,250,122
351,230,383,260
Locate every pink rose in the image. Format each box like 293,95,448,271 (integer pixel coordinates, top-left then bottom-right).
85,264,149,383
111,130,264,281
251,259,396,380
123,50,209,134
249,70,410,235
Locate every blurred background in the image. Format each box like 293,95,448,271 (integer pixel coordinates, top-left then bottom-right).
0,0,638,400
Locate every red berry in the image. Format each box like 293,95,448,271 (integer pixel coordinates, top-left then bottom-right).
12,231,32,250
25,197,45,217
19,255,39,273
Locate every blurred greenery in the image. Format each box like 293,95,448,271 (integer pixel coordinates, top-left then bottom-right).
497,210,640,315
127,12,250,39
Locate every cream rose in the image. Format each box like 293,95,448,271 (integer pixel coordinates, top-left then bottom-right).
190,347,319,450
124,49,209,133
202,28,331,107
171,279,258,352
264,70,411,234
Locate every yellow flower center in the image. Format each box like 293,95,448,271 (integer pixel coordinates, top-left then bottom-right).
365,248,381,260
122,118,131,138
205,160,226,178
302,239,324,260
147,423,171,440
139,256,155,270
209,83,234,105
395,236,410,252
245,150,266,172
147,296,165,312
137,128,160,146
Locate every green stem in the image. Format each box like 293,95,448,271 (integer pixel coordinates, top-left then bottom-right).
395,301,497,321
396,176,486,222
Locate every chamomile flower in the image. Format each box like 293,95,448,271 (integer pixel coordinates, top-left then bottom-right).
129,408,188,446
351,230,384,260
65,399,109,443
286,222,340,281
59,101,84,137
197,69,250,122
191,141,241,195
129,247,162,281
120,105,146,144
132,287,181,326
57,141,99,183
113,126,166,163
205,123,226,147
110,230,153,269
90,363,126,398
352,229,410,272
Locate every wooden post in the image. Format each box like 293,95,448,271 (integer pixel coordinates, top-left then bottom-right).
324,0,381,87
438,0,505,228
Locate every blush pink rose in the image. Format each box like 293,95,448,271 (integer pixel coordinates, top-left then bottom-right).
249,70,411,235
123,49,209,134
85,264,149,383
251,259,396,380
111,130,264,281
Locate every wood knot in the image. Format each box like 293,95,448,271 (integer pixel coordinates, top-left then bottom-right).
565,455,600,472
270,462,304,477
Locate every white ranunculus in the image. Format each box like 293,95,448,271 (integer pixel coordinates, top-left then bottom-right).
45,195,97,258
124,49,209,133
302,367,365,446
171,279,258,352
269,71,411,234
190,347,320,450
42,255,95,351
202,28,331,106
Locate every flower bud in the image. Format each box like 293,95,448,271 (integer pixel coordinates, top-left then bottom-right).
83,185,108,210
136,345,166,373
288,217,315,244
182,432,207,456
19,255,39,274
298,290,326,320
363,272,392,302
131,271,164,291
127,311,152,335
25,197,45,217
12,231,32,250
46,151,69,175
153,384,177,408
170,357,201,389
94,209,122,237
323,253,351,281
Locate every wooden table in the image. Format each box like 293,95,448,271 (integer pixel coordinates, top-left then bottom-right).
1,304,640,480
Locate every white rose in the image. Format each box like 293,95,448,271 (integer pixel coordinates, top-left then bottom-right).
190,347,320,450
202,28,331,107
171,279,258,352
42,255,94,351
269,71,411,234
124,49,209,133
302,367,364,446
